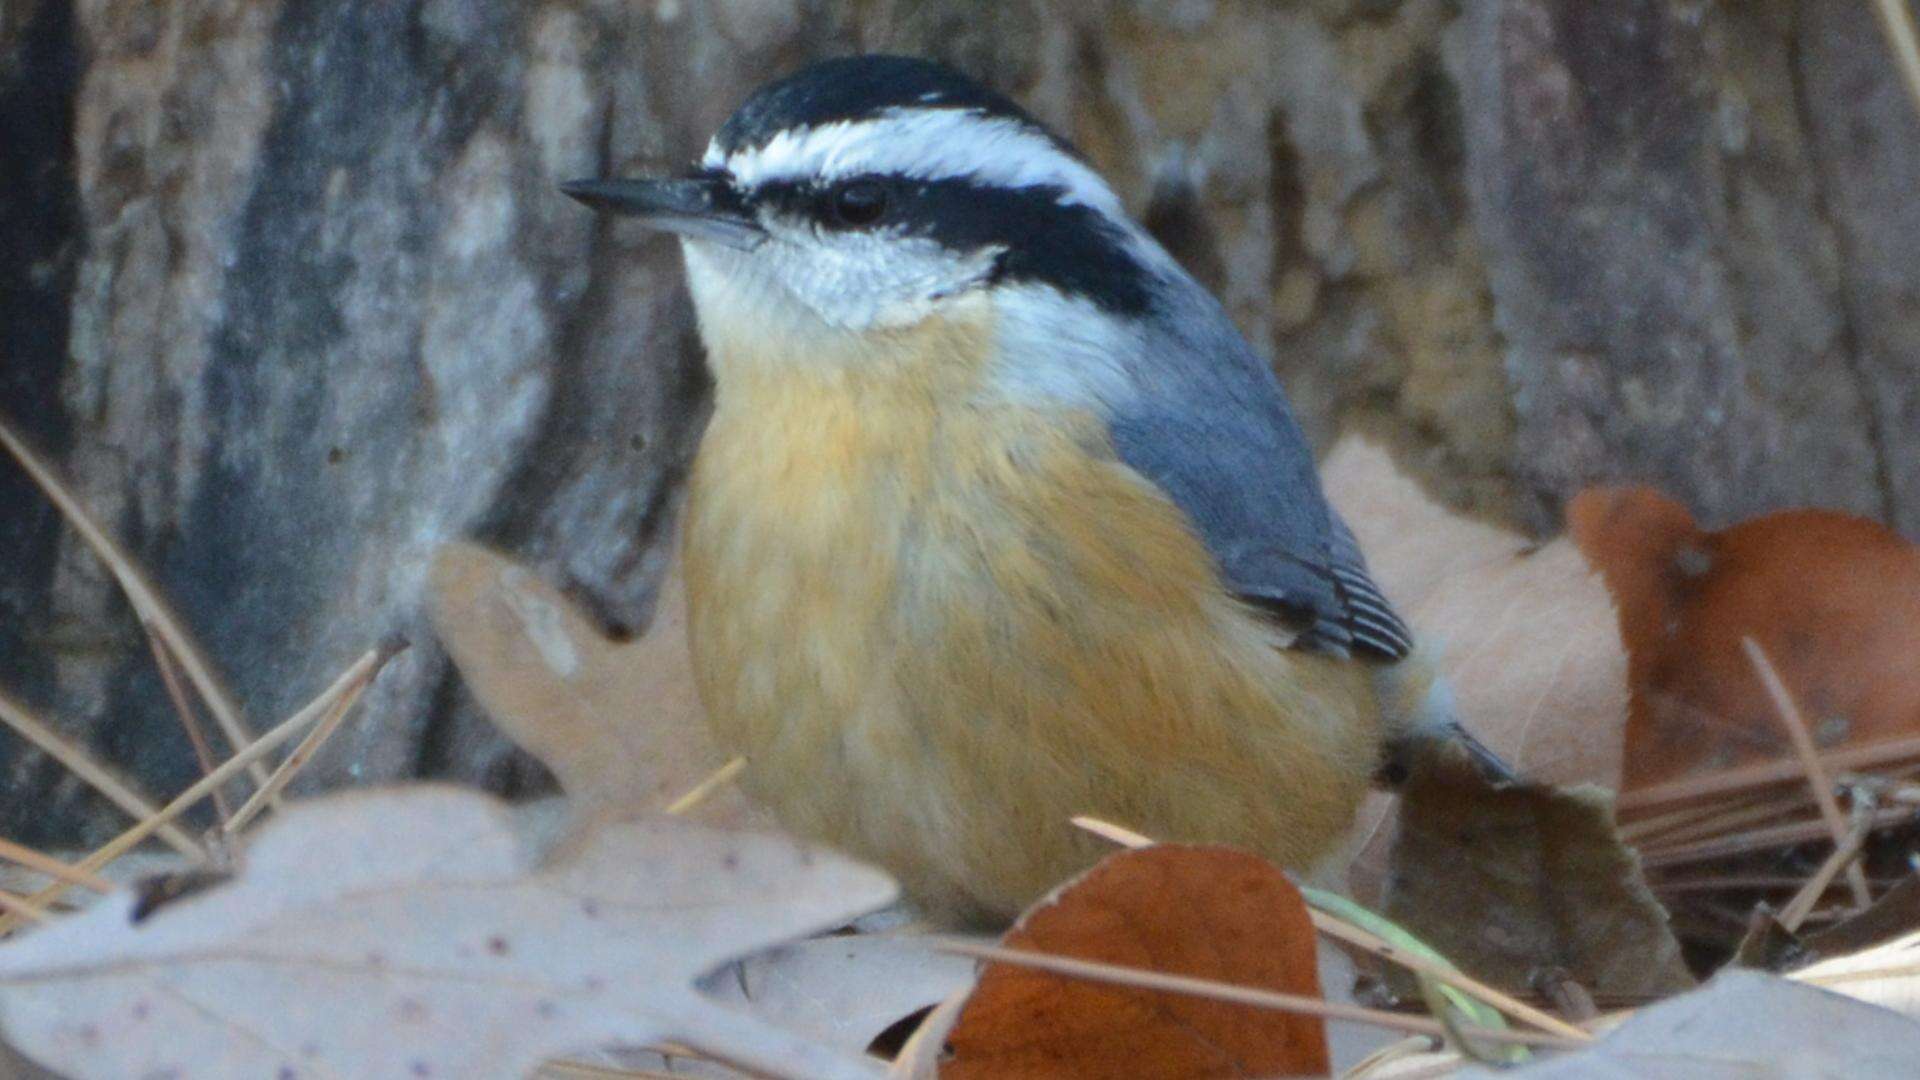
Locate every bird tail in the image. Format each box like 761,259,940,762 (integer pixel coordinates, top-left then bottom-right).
1371,647,1516,786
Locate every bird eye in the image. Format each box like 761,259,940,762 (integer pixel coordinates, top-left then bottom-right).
828,180,890,228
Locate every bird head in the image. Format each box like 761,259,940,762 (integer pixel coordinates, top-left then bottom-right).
563,55,1170,354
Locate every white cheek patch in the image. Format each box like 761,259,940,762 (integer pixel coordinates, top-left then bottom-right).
766,224,1004,330
682,242,837,358
704,108,1124,217
684,226,1003,337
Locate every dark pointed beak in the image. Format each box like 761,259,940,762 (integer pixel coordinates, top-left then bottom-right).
560,173,764,251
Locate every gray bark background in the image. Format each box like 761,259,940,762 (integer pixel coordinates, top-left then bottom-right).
1,0,1916,845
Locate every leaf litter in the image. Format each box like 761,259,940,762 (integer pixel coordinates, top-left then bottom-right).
4,420,1920,1077
0,786,898,1080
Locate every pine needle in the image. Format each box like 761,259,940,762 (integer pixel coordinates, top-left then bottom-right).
1308,905,1589,1043
0,836,114,894
1743,638,1872,908
1780,790,1879,931
0,663,366,933
220,640,404,837
1069,815,1589,1043
935,939,1583,1050
0,688,203,860
1617,734,1920,817
1641,806,1913,869
1070,814,1154,849
0,888,49,924
1620,789,1801,846
1630,791,1812,851
145,627,232,825
0,417,273,795
664,757,747,816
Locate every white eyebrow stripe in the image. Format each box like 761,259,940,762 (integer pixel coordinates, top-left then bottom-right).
702,108,1124,216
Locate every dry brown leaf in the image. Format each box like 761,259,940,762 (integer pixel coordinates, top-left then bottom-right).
1324,437,1627,789
942,844,1329,1079
0,786,895,1080
1568,486,1920,793
1382,756,1693,1001
1462,970,1920,1078
428,542,758,826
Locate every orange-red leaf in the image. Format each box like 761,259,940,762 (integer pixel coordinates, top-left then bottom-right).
943,844,1328,1079
1568,486,1920,793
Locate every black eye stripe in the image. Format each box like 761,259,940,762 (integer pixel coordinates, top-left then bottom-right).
824,179,892,229
742,174,1151,314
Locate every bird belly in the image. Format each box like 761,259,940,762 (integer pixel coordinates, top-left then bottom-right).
683,335,1380,924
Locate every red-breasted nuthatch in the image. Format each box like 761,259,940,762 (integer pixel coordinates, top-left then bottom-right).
565,55,1494,925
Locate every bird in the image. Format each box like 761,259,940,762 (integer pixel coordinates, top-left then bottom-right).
563,54,1496,926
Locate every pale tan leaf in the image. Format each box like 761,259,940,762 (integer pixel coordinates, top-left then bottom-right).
0,787,895,1080
1793,927,1920,1020
428,542,758,827
1462,971,1920,1078
703,934,977,1059
1324,436,1627,788
887,987,968,1080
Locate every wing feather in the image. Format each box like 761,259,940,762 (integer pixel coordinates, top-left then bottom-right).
1104,285,1411,661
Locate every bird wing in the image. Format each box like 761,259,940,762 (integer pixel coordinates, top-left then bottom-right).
1105,299,1412,661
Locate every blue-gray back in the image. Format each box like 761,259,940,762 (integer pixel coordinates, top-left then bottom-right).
1106,273,1412,661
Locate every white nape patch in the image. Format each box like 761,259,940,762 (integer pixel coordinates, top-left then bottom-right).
983,282,1140,413
704,108,1124,217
